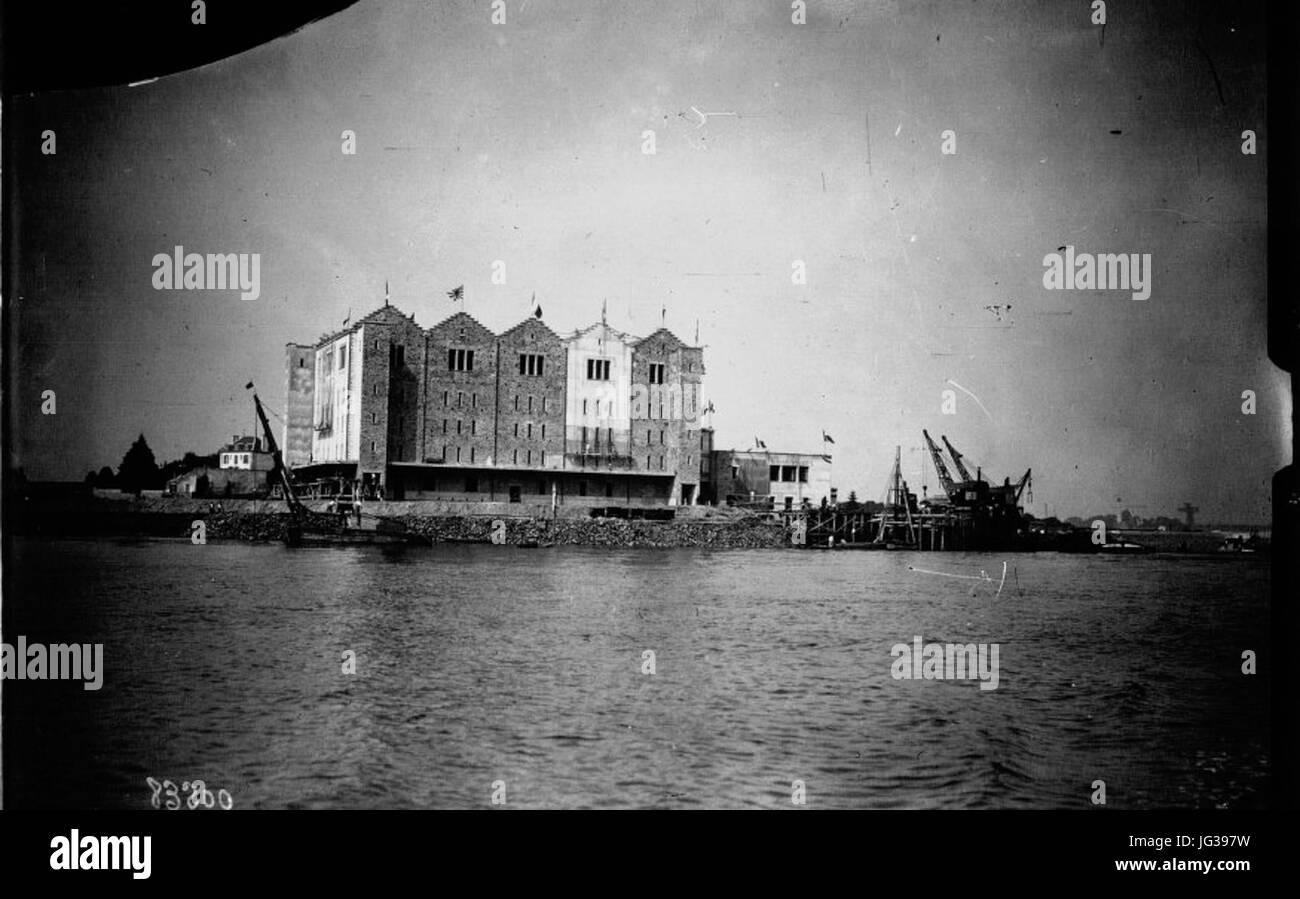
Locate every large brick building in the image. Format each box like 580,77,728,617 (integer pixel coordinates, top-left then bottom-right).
283,302,707,507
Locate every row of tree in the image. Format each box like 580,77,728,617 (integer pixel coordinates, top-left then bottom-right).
84,434,216,492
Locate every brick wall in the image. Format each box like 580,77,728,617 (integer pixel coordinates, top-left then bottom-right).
496,317,567,470
425,312,499,466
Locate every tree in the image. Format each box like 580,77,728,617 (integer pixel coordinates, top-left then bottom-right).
117,434,162,492
96,466,116,487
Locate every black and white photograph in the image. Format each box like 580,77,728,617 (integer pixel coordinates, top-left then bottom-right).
1,0,1294,876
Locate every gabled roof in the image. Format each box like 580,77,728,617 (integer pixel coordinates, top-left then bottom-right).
427,310,496,340
499,315,562,343
566,321,642,344
633,327,694,351
313,303,419,347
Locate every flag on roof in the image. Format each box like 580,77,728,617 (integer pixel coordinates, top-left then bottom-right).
823,431,835,444
447,285,464,302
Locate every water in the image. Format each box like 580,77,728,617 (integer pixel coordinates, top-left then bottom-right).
4,539,1271,809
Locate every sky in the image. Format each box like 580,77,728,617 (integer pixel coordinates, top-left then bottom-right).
8,0,1287,522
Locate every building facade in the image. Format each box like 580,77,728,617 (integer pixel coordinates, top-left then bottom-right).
707,450,833,510
283,303,706,507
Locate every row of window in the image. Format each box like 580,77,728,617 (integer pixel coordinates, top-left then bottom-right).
308,342,691,382
770,465,810,483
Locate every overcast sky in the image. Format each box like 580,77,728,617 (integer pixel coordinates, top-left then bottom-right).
10,0,1286,521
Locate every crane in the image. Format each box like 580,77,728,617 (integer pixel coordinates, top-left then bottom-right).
922,430,958,499
1012,469,1032,504
247,382,306,516
941,435,974,483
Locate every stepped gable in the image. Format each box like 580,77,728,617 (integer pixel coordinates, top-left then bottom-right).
634,327,692,350
427,309,497,339
313,303,418,347
500,315,561,342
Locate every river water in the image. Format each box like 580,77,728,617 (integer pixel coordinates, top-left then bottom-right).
3,539,1271,809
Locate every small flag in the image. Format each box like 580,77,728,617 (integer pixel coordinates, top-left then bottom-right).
245,381,254,390
343,308,351,326
534,304,543,319
384,279,390,305
755,436,766,449
448,285,464,302
823,431,835,444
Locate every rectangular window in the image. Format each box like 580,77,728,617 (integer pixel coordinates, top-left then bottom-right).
442,419,447,434
370,440,376,453
582,399,588,415
799,466,809,483
471,420,476,436
542,397,548,413
770,465,780,482
660,430,665,445
647,454,652,468
527,450,532,465
581,425,587,447
649,362,665,384
647,429,652,444
456,447,462,463
371,412,377,424
471,447,476,462
457,420,462,435
457,392,463,408
607,428,613,446
528,396,533,413
659,455,665,471
515,395,520,412
540,451,546,466
519,353,544,376
373,384,380,396
339,346,347,369
442,390,448,408
527,423,533,438
586,358,611,380
732,465,739,479
447,348,474,371
541,424,546,439
513,449,518,464
514,423,519,437
472,393,477,409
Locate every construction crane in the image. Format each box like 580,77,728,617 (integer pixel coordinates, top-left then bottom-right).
941,435,975,483
921,430,958,499
1013,469,1032,503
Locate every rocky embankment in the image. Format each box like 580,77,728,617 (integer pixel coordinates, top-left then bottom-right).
199,511,787,548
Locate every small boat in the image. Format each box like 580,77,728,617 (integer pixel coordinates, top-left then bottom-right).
1098,541,1148,554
